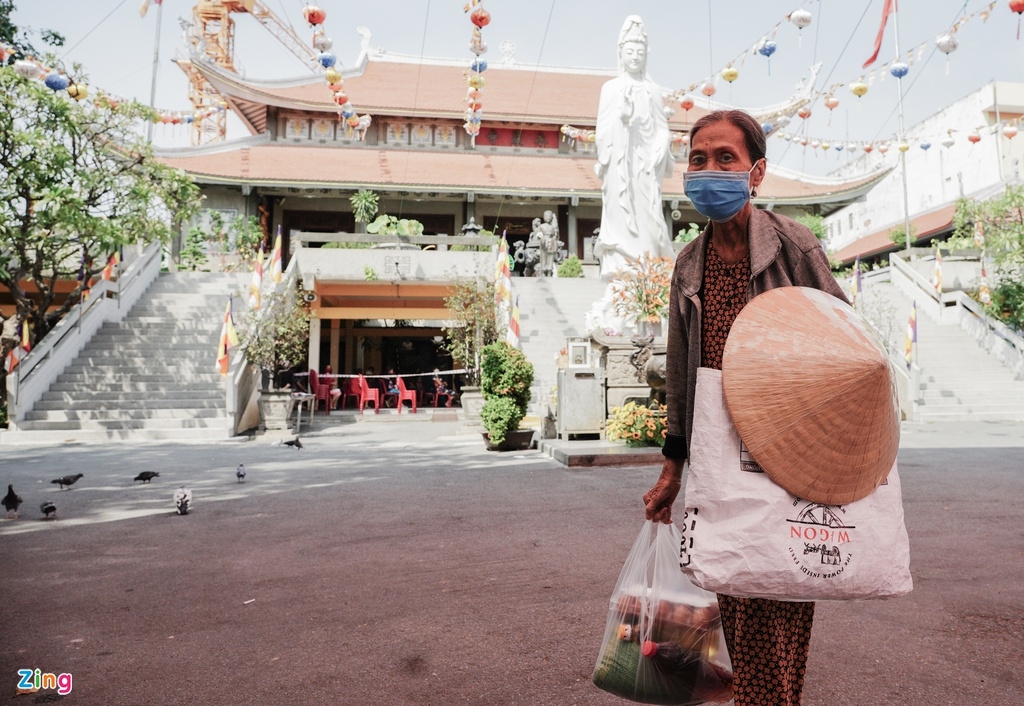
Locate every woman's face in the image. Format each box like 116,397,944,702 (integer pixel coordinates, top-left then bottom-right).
687,121,753,172
620,42,646,74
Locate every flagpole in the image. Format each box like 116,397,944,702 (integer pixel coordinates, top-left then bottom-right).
146,0,163,142
892,3,913,259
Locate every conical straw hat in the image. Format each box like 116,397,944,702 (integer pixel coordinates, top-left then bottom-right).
722,286,900,505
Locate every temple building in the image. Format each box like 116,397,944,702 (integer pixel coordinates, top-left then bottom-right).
154,45,890,373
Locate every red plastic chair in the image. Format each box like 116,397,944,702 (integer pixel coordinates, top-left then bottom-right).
340,377,361,409
357,374,380,414
309,370,331,414
395,377,417,413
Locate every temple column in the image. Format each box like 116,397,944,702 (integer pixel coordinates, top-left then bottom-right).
307,318,321,373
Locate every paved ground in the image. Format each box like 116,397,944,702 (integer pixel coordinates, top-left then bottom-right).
1,418,1023,705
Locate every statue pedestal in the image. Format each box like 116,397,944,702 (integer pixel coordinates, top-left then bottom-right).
591,329,666,415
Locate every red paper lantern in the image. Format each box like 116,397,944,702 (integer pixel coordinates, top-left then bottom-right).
797,107,811,119
333,92,349,106
1011,0,1024,39
824,96,839,111
470,8,491,28
303,5,326,26
967,131,981,144
680,95,695,112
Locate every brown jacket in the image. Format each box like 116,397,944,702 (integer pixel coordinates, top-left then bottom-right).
662,208,849,460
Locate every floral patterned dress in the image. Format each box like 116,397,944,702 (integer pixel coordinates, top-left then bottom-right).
700,241,815,706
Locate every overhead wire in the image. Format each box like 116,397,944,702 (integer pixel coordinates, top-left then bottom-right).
60,0,131,61
397,0,434,220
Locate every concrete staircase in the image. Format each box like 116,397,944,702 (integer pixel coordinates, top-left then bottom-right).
9,272,246,442
513,276,609,415
865,281,1024,422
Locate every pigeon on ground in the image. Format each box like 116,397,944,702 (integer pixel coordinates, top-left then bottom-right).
173,487,192,515
40,501,57,519
236,464,246,483
50,473,84,490
3,485,23,519
134,471,160,483
283,437,303,449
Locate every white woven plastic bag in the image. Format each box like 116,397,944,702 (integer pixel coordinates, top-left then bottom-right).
680,367,913,601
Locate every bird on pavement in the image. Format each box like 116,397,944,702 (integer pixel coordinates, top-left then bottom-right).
283,437,303,449
40,501,57,519
3,485,23,519
173,487,192,515
236,464,246,483
50,473,84,490
134,471,160,484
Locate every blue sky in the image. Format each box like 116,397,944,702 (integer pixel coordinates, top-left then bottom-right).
11,1,1024,175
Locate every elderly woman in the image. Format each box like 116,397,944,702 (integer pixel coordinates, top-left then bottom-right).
643,109,847,705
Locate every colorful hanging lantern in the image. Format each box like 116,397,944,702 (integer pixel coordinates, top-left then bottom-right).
1011,0,1024,39
700,81,716,97
898,142,910,152
821,142,831,151
470,7,491,28
824,95,840,111
346,114,361,128
1003,124,1019,139
13,59,41,79
920,141,932,151
967,131,981,144
680,95,695,113
877,143,889,154
797,106,811,119
889,62,909,79
67,83,88,101
721,66,739,83
850,80,869,98
834,143,844,152
863,144,874,153
470,29,487,55
324,67,342,85
936,33,959,54
775,115,791,128
471,59,488,73
790,9,812,30
317,52,337,68
313,32,333,52
758,40,777,59
303,5,326,26
44,72,70,92
941,135,955,148
467,74,485,89
847,142,859,152
761,122,773,134
333,92,349,106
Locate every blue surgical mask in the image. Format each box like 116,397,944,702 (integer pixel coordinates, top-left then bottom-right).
683,165,756,222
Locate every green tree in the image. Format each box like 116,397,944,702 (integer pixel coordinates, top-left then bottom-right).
795,213,827,241
236,285,311,390
349,189,379,225
0,64,201,393
888,223,917,249
179,225,210,272
0,1,65,61
441,274,498,386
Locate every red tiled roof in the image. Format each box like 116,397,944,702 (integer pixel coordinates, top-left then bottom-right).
833,203,957,263
157,141,889,203
187,57,711,128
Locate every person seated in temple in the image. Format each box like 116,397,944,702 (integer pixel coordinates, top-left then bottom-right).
385,367,400,395
432,369,454,407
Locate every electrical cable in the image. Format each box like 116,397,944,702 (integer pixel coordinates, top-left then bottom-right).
60,0,131,60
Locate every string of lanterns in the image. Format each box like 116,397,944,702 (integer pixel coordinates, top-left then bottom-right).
304,4,372,140
463,0,491,147
669,1,1002,116
1,39,228,125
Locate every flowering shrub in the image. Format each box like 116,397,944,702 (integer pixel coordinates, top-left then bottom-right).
610,253,673,327
606,401,667,448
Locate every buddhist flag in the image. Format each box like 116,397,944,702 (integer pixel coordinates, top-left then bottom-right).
851,255,863,304
863,0,895,68
21,320,31,354
973,221,985,248
101,251,120,281
494,231,512,323
506,295,521,349
979,258,991,305
933,245,943,293
249,242,264,310
4,322,28,374
270,228,283,284
216,297,240,376
4,347,18,374
139,0,162,18
903,300,916,369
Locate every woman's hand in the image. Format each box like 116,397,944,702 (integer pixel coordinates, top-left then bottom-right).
643,457,684,524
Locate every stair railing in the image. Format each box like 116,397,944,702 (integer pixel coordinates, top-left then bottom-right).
5,241,163,428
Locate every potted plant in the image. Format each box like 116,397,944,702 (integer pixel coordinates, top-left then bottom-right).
606,400,668,448
237,284,311,430
479,341,535,451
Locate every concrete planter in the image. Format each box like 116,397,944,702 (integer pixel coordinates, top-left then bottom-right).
258,390,295,431
482,428,536,452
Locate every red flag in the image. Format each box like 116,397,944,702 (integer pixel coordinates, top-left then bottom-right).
102,251,120,281
863,0,895,68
